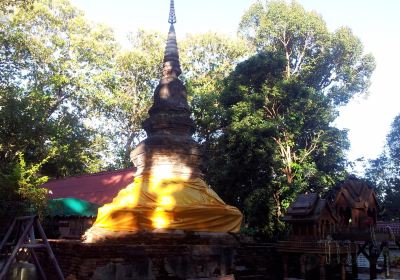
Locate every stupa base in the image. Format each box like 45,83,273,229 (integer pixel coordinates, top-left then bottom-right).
43,231,242,280
82,227,239,245
85,176,243,238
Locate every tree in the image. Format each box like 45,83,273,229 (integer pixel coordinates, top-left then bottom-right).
206,52,349,237
367,115,400,220
0,0,118,177
238,0,375,105
0,0,34,12
95,30,165,168
0,0,119,221
199,1,374,237
0,151,51,234
180,32,252,145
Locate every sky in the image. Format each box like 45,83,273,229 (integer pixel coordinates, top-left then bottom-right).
70,0,400,168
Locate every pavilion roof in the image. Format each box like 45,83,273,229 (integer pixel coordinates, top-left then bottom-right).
334,178,378,209
284,193,337,222
286,193,319,216
42,168,135,205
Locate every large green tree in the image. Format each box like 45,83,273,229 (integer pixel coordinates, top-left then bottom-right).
239,0,375,105
199,0,374,237
0,0,118,177
0,6,251,174
206,53,349,237
0,0,118,219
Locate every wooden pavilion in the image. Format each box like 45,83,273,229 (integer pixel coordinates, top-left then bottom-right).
278,178,390,279
283,193,337,240
278,193,357,280
334,178,378,231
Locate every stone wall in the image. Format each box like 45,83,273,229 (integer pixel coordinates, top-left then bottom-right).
38,233,281,280
234,243,281,279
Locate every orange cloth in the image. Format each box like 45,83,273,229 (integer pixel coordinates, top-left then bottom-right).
92,176,242,233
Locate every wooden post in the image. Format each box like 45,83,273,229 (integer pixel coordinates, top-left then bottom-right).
340,255,346,280
319,255,326,280
300,254,306,279
29,249,47,280
383,246,390,278
369,255,377,280
36,218,65,280
351,252,358,279
283,254,289,279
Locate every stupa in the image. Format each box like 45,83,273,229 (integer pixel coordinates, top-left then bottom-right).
84,0,242,242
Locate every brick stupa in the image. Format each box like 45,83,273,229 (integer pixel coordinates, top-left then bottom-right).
83,0,242,242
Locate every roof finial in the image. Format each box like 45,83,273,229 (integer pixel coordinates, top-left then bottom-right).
168,0,177,24
163,0,181,77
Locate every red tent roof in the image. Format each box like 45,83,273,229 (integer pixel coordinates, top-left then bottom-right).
42,168,135,205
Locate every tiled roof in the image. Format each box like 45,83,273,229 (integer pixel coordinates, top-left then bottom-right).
284,193,337,222
286,193,319,216
42,168,135,205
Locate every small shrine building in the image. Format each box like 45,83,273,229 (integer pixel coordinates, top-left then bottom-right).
284,193,337,240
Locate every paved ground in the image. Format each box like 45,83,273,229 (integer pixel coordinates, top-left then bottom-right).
357,267,400,280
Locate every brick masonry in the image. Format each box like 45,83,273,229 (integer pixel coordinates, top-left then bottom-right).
38,233,281,280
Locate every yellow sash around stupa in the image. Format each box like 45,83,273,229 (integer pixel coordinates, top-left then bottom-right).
92,176,242,233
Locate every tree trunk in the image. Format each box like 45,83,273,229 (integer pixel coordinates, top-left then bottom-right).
273,191,282,218
124,132,136,165
285,50,291,79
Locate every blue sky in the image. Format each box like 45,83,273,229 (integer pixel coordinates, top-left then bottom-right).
70,0,400,167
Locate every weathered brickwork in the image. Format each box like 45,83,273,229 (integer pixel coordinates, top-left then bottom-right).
38,233,281,280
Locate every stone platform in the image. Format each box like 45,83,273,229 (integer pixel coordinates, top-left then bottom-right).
38,232,279,280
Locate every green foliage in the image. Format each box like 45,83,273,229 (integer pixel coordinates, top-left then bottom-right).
96,30,165,168
0,152,50,230
203,51,351,237
0,0,118,177
11,152,50,216
0,0,34,12
181,32,252,145
367,115,400,220
0,0,118,223
387,115,400,165
1,1,252,175
238,0,375,105
197,0,374,237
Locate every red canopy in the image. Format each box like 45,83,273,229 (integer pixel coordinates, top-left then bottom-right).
42,168,135,205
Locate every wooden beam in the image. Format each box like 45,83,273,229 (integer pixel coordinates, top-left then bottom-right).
36,219,65,280
29,249,47,280
351,252,358,279
0,217,34,280
0,216,64,280
0,218,16,252
358,241,370,259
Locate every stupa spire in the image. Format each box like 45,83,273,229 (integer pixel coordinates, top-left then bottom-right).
168,0,176,24
163,0,181,77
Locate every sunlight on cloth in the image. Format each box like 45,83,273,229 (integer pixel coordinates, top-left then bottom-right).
84,176,242,241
